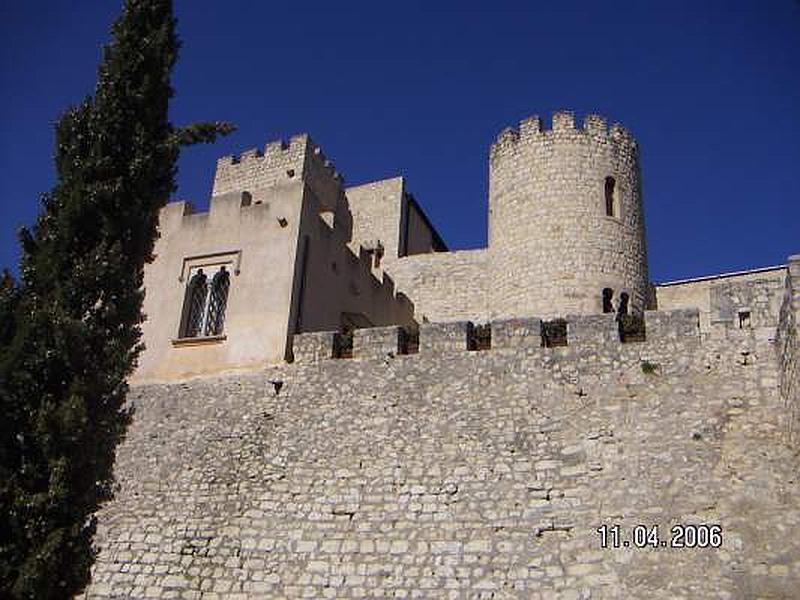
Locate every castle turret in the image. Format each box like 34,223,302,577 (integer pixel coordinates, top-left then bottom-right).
488,111,649,318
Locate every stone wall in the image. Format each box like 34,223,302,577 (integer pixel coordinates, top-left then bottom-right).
777,255,800,445
345,177,406,261
84,310,799,598
655,265,787,334
385,249,490,322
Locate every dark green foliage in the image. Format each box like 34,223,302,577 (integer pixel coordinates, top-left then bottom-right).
0,2,232,597
641,360,660,375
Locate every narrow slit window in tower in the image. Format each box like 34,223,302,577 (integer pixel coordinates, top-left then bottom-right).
617,292,629,317
605,176,616,217
602,288,614,313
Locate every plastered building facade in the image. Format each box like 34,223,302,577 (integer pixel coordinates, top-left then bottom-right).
84,112,800,598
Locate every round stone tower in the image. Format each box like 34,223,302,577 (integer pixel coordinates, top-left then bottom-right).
488,111,649,318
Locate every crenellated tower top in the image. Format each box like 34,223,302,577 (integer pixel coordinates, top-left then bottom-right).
490,111,637,162
212,134,345,210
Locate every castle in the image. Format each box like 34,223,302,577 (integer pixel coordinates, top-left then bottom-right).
135,110,783,382
85,112,800,598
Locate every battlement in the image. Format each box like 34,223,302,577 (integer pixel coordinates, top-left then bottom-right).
212,133,345,199
292,309,700,363
155,190,287,236
317,210,411,308
490,110,637,159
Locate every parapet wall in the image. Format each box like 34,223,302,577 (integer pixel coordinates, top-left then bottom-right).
86,303,799,598
212,135,308,199
489,112,637,162
293,309,701,364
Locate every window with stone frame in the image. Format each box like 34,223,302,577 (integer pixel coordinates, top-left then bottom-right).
179,264,232,338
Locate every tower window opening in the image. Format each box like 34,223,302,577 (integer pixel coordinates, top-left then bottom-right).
179,265,231,338
617,292,629,317
738,311,751,329
604,176,616,217
602,288,614,313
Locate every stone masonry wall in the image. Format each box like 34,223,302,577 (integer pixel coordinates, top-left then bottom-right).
655,266,787,334
386,249,490,323
84,310,799,599
212,136,309,201
345,177,406,262
777,255,800,445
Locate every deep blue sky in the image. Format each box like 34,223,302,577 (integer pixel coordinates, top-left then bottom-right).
1,1,798,282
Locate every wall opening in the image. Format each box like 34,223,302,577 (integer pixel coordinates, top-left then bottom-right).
604,176,616,217
617,292,629,317
738,310,751,329
602,288,614,313
618,314,646,343
399,326,420,355
205,267,230,335
542,319,568,348
333,331,353,359
471,324,492,351
293,236,310,333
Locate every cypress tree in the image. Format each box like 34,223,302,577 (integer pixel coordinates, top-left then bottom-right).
0,1,232,596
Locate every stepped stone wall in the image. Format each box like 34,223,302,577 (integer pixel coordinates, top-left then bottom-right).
777,256,800,443
84,309,800,599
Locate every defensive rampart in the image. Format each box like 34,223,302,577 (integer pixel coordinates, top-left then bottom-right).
84,307,799,598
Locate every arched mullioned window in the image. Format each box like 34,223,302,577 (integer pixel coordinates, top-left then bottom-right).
604,176,616,217
204,267,230,336
181,270,208,338
179,265,232,338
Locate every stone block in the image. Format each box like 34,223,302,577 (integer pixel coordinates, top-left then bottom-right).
644,308,700,341
292,331,336,363
353,326,400,359
789,254,800,280
419,321,474,354
492,318,542,349
567,314,618,345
